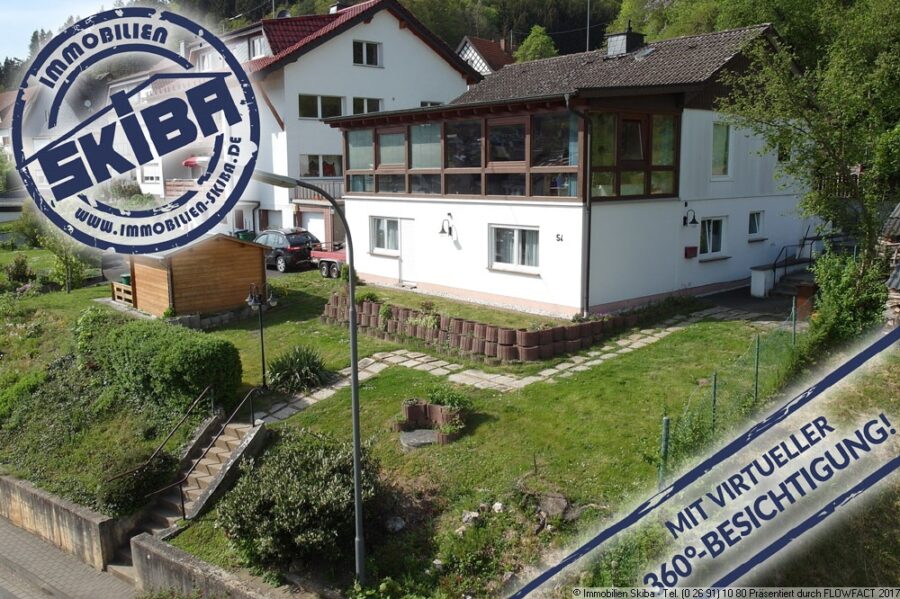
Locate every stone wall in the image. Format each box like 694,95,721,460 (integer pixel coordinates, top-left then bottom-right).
132,533,273,598
0,476,142,570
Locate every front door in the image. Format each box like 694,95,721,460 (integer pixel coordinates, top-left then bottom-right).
399,219,417,287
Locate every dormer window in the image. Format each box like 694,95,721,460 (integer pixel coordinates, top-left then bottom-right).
249,35,265,59
353,41,380,66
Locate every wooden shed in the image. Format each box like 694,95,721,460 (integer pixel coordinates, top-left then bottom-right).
111,234,267,317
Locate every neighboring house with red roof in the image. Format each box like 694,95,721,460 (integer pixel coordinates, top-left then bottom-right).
456,36,515,76
176,0,480,241
326,24,818,317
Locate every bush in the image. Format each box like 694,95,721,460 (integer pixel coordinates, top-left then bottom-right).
810,251,887,345
94,450,178,516
12,202,44,248
75,312,242,410
0,370,45,421
218,429,380,566
73,307,127,364
356,290,379,303
427,383,471,411
2,253,34,284
267,345,330,394
340,263,359,285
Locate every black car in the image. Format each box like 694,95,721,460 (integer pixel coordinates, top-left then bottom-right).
254,228,321,272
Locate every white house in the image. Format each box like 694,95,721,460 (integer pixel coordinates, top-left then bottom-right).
327,24,816,317
456,36,514,76
165,0,479,242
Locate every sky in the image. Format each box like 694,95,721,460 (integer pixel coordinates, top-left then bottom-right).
0,0,128,63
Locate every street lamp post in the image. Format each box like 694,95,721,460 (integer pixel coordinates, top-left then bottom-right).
246,283,277,389
251,170,366,585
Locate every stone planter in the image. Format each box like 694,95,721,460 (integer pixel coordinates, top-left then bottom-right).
331,292,342,306
370,315,381,328
390,420,409,432
459,336,473,352
470,338,486,355
563,324,579,341
484,341,497,357
450,318,463,334
437,330,449,345
519,345,541,362
449,332,460,347
436,430,461,445
517,329,541,347
484,325,498,343
425,328,436,343
473,322,487,338
626,314,639,327
539,343,554,360
398,308,411,322
391,306,401,319
539,329,553,346
361,301,372,315
553,340,566,356
404,323,416,337
591,320,605,341
387,320,398,334
551,326,565,342
440,314,451,330
565,339,582,353
370,302,382,316
402,402,428,427
498,328,516,345
461,320,475,336
498,344,519,362
428,403,460,425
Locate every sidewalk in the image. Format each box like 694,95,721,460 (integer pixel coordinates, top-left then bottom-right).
0,517,135,599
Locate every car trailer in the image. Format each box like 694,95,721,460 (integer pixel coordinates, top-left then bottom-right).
310,242,347,278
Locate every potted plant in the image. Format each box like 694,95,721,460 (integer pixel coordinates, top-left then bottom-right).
435,416,464,445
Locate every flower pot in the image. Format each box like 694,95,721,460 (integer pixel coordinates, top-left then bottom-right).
436,430,460,445
519,345,541,362
361,300,371,314
517,329,541,347
370,315,381,328
437,330,448,345
399,308,411,322
387,320,398,333
391,306,401,319
497,328,516,346
553,340,566,356
331,292,342,306
449,318,462,334
564,325,581,341
449,332,460,347
484,325,498,343
484,341,498,357
498,344,519,362
565,339,582,353
390,420,409,433
539,343,554,360
403,402,426,425
470,338,486,355
440,314,451,330
473,322,487,339
591,320,605,341
416,325,427,340
551,326,565,342
405,323,416,337
459,336,473,352
423,328,435,342
430,404,460,425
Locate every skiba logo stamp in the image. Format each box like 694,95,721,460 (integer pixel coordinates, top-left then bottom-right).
11,7,259,253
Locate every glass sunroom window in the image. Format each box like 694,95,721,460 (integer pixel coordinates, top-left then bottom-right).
652,115,675,166
445,121,482,168
378,132,405,166
532,114,578,166
621,120,644,161
712,122,730,176
488,123,525,162
348,130,374,170
591,113,616,166
411,124,441,168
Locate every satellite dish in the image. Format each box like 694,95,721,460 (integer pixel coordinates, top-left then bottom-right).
276,9,291,18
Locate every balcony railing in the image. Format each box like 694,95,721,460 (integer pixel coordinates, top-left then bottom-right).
291,177,344,201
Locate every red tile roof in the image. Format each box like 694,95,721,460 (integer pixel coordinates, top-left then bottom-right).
464,36,514,72
245,0,479,82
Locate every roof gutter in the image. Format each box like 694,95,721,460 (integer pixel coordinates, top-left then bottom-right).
566,92,591,318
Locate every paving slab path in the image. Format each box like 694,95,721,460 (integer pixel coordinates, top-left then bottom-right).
0,517,135,599
257,305,797,424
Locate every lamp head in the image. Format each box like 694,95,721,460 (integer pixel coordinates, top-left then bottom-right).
252,170,299,189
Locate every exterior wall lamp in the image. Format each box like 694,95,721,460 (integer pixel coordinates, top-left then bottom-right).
683,209,699,227
438,212,454,236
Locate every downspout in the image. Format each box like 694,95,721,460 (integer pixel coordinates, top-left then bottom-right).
566,93,592,317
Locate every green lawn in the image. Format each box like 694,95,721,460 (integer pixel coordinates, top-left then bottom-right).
172,318,780,593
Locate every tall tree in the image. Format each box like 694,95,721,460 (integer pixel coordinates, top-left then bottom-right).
514,25,558,62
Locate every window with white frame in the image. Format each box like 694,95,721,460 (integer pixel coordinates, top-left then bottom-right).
748,211,764,237
371,217,399,252
420,101,442,107
298,95,343,119
300,154,343,178
249,35,266,59
352,97,382,115
712,122,731,177
353,41,380,66
700,217,725,256
491,226,539,270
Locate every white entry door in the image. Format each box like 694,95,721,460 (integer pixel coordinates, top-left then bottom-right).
301,212,325,241
399,219,417,286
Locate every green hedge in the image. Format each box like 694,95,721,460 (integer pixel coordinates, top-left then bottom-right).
75,308,242,409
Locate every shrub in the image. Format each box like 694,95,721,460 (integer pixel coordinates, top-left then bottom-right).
267,345,330,394
378,304,392,329
340,263,359,285
94,450,178,516
73,307,128,364
0,370,45,421
810,251,887,345
11,203,44,248
218,429,380,566
427,384,471,411
3,253,34,284
76,313,242,410
356,290,379,303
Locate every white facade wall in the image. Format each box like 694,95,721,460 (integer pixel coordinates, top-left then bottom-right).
346,195,584,315
588,109,812,309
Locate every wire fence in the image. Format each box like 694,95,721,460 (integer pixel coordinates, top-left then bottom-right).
657,295,813,487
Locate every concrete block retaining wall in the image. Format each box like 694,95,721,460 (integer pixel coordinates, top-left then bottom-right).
0,476,142,570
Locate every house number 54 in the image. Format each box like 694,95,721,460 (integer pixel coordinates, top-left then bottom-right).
556,234,564,242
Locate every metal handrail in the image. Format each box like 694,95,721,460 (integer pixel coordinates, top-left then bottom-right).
105,386,213,483
145,386,260,518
